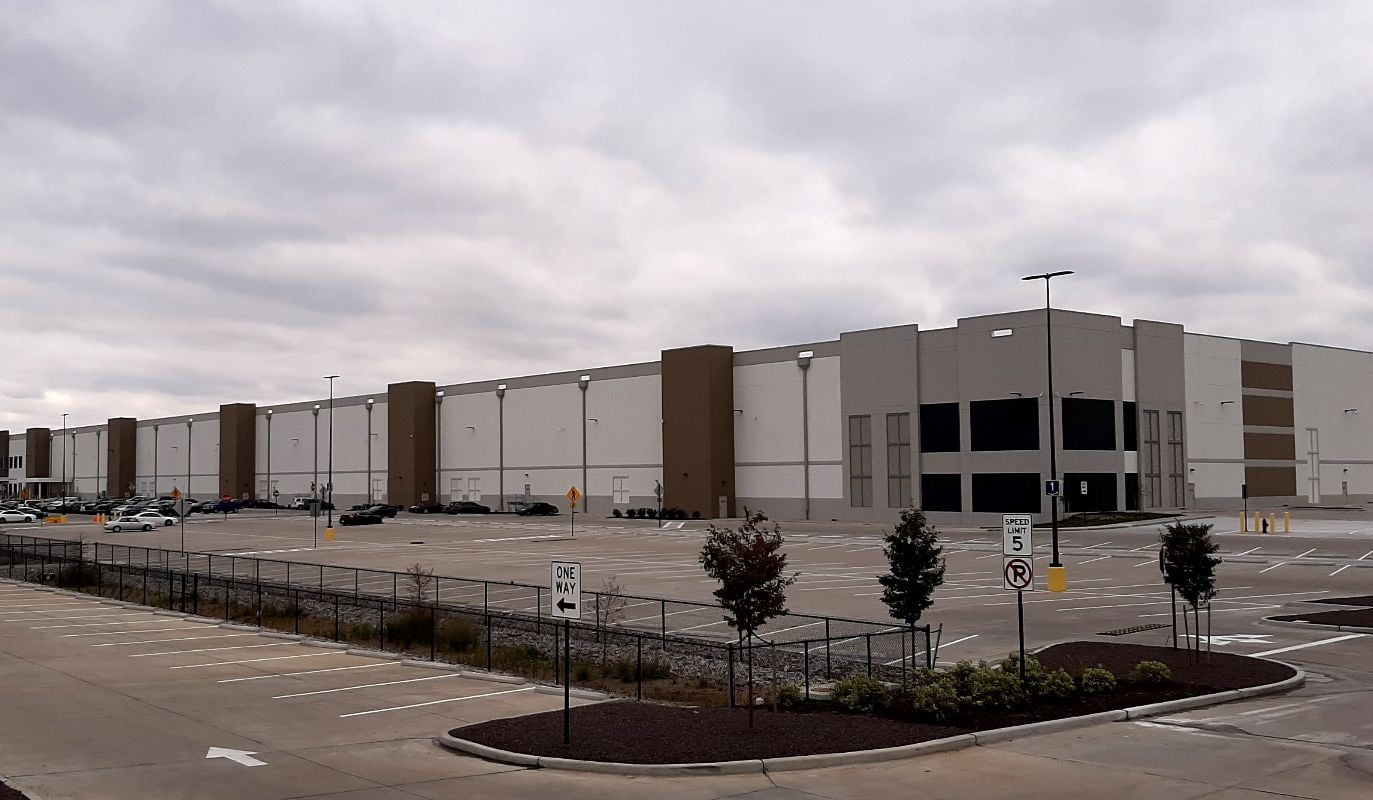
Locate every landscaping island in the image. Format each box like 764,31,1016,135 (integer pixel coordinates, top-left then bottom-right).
450,641,1297,764
1273,595,1373,628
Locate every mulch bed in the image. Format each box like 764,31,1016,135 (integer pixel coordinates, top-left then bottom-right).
1313,595,1373,606
452,641,1296,764
1272,608,1373,627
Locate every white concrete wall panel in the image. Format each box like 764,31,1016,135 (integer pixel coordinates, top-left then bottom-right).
1293,343,1373,498
1184,334,1245,499
806,357,843,463
441,393,501,471
503,383,584,470
734,362,806,465
259,408,328,498
737,464,805,499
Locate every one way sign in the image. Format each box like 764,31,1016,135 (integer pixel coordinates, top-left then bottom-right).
550,561,582,620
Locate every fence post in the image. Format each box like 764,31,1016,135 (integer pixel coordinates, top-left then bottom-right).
378,601,385,650
353,569,357,597
825,619,832,678
661,600,667,643
483,583,489,615
392,573,397,603
294,590,299,635
256,583,262,628
118,564,124,602
142,567,148,606
803,640,810,700
636,636,643,701
865,634,872,677
193,575,199,616
430,607,437,662
485,612,492,669
224,582,231,621
553,622,560,686
285,562,290,586
334,595,340,641
536,587,542,636
595,594,601,642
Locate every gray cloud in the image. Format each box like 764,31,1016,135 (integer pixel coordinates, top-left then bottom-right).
2,0,1372,431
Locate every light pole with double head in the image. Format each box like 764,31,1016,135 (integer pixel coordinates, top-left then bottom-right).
61,413,68,500
365,399,374,503
1022,270,1074,593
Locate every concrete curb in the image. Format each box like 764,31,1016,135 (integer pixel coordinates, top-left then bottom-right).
1259,615,1373,634
346,648,402,660
301,640,350,650
436,662,1305,776
459,670,527,685
534,685,609,701
402,659,462,671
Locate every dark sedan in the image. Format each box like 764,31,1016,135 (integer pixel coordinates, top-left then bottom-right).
362,504,400,518
445,501,491,514
339,512,383,526
407,502,445,514
516,502,559,516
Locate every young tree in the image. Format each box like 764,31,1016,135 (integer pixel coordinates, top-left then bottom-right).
404,562,435,604
699,508,796,726
878,508,946,676
594,574,629,667
1159,522,1221,661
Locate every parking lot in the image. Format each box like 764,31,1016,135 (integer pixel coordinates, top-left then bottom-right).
6,509,1372,665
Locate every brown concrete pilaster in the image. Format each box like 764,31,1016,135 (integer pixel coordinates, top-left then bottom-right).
219,404,256,500
24,428,51,479
107,418,137,498
661,345,736,519
388,381,436,506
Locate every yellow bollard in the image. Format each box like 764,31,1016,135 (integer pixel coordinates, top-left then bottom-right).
324,527,335,542
1253,511,1261,533
1240,512,1248,533
1282,512,1291,533
1268,512,1277,534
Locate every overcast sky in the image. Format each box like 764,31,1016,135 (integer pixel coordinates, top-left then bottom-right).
4,1,1371,431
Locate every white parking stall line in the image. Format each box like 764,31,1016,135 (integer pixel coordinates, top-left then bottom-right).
1233,547,1262,557
129,642,294,658
975,553,1000,560
669,620,728,633
175,652,343,670
1057,589,1325,613
0,602,92,611
1087,542,1114,549
1294,549,1316,559
760,621,825,638
218,661,395,681
621,607,698,624
798,583,878,593
61,627,202,637
92,633,258,647
1138,605,1279,618
886,633,980,666
1250,633,1369,658
829,626,903,649
1258,562,1287,574
1130,544,1158,552
31,617,166,629
1078,556,1111,565
273,672,462,699
1134,559,1159,568
6,612,150,623
1330,565,1351,576
339,686,537,718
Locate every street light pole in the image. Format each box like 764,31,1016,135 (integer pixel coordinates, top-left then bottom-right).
325,376,338,534
312,404,320,547
153,424,159,499
365,399,374,503
183,417,193,552
578,376,589,514
61,413,68,499
96,428,103,499
496,384,506,511
1022,270,1074,593
266,409,274,515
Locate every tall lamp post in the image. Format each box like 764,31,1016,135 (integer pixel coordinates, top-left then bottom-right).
182,417,193,552
61,413,68,499
496,384,506,511
266,409,274,514
153,423,159,499
436,390,445,503
324,377,338,535
1022,270,1074,593
365,399,374,503
95,427,103,499
578,375,590,514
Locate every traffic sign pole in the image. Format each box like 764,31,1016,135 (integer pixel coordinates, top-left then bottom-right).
551,559,582,746
1002,515,1034,684
566,487,581,539
563,618,571,745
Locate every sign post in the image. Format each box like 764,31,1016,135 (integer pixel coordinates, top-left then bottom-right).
550,560,582,745
565,486,581,538
654,480,663,528
1001,514,1035,684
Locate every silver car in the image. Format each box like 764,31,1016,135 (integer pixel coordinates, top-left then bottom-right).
104,515,155,532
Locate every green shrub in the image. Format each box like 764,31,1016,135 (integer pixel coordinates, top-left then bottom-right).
911,679,962,721
946,660,982,695
440,619,480,653
1128,660,1172,685
1038,668,1076,700
968,666,1025,709
385,609,435,648
612,509,622,518
832,674,890,713
775,683,804,707
573,661,592,681
1079,666,1118,694
609,657,670,682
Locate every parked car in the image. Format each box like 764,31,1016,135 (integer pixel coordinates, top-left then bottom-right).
407,502,444,514
132,511,177,527
339,512,382,526
445,501,491,514
516,502,559,516
241,498,281,509
361,504,400,518
105,515,155,532
212,500,242,514
15,505,47,519
188,501,217,514
0,510,38,523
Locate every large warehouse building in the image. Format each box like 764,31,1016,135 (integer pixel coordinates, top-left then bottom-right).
4,307,1368,525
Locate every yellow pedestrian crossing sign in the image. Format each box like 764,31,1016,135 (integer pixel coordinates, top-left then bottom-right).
171,487,182,501
566,486,581,507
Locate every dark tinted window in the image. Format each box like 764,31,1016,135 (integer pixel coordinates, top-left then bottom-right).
971,473,1041,513
1122,401,1138,450
920,474,962,512
1062,398,1116,450
1063,473,1118,513
919,403,960,452
1124,473,1139,511
970,398,1039,451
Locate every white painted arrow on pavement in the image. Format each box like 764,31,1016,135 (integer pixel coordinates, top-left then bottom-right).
206,747,267,767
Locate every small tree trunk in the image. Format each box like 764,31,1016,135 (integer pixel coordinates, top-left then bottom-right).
1181,601,1192,663
747,635,755,729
